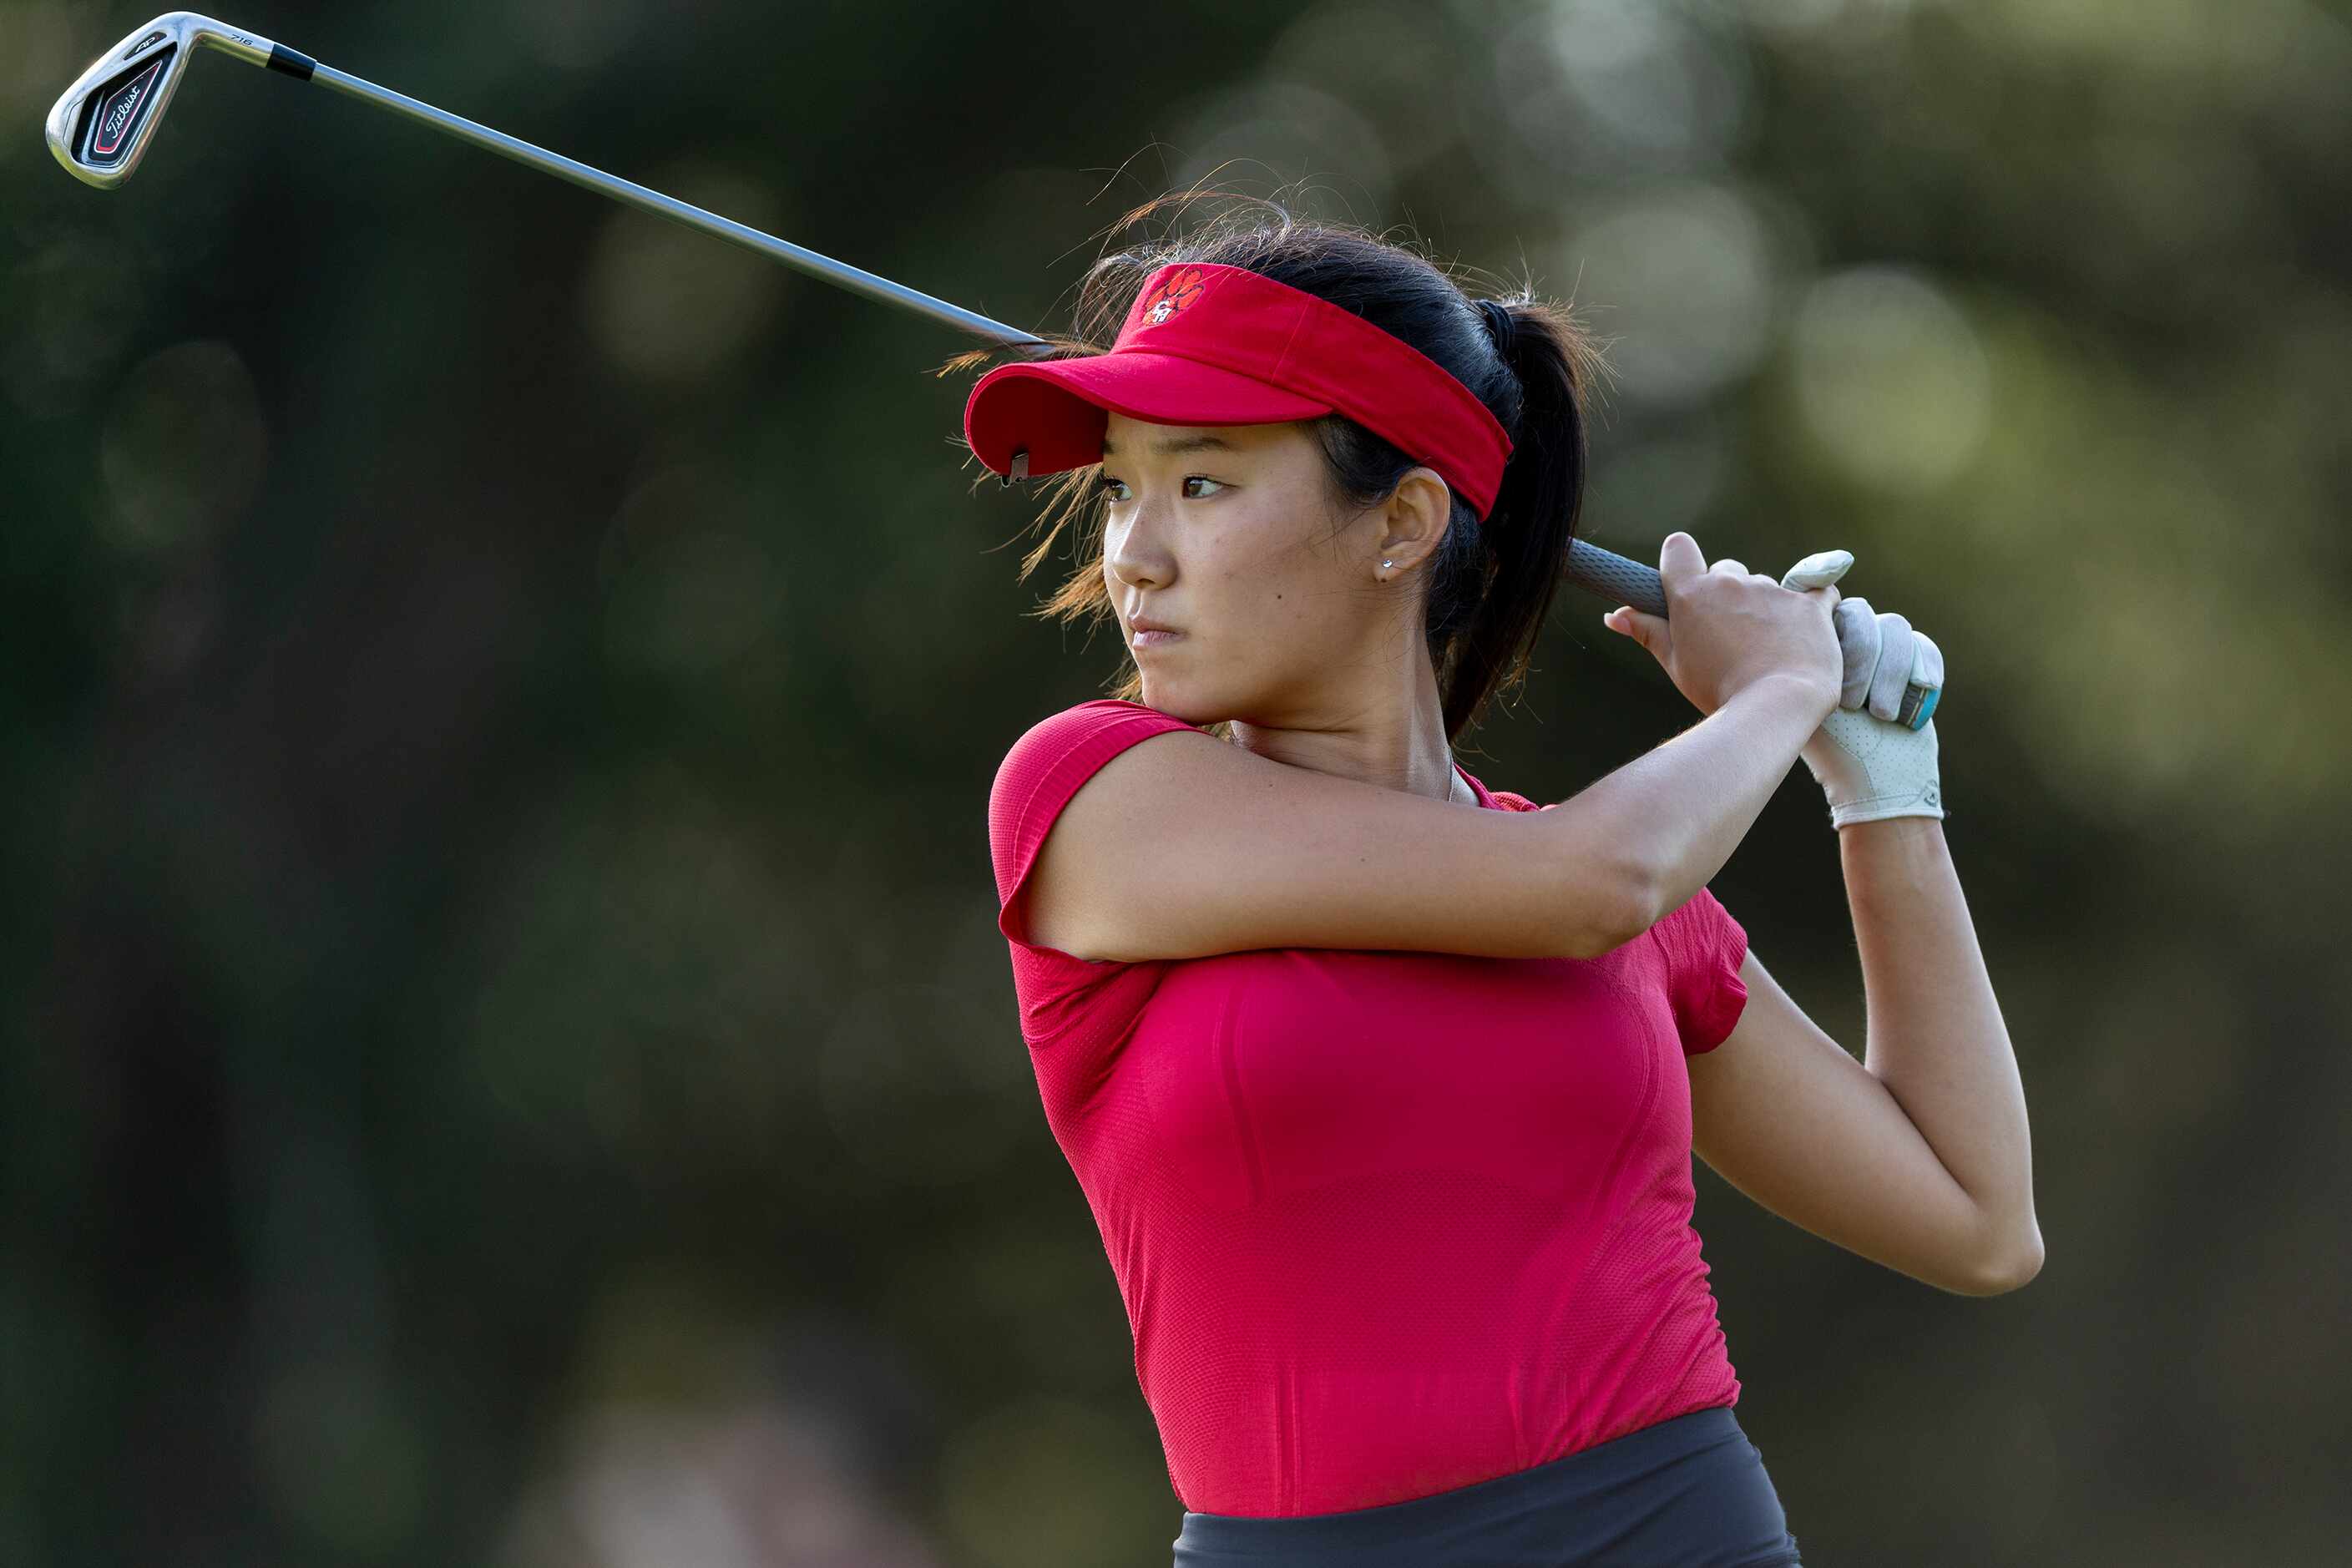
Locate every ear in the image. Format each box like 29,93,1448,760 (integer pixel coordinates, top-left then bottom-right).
1373,466,1455,570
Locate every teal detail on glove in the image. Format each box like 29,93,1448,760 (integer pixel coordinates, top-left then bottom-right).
1800,708,1945,828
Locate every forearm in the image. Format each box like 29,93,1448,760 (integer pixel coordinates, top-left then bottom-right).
1843,817,2041,1270
1579,676,1826,927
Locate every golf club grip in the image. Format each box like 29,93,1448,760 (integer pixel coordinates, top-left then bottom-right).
1565,538,1938,731
1561,539,1665,618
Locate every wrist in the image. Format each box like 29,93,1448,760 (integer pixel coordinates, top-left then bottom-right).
1834,813,1944,842
1731,673,1836,732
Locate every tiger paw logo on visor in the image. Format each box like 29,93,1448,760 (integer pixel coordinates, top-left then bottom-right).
1137,268,1206,326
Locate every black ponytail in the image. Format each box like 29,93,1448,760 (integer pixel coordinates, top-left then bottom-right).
1432,291,1600,739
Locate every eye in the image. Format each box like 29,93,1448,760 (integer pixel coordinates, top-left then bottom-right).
1096,475,1226,502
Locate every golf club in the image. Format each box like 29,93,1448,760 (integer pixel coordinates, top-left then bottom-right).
48,11,1935,728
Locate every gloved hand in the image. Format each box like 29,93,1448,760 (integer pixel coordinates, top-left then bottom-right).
1778,551,1947,829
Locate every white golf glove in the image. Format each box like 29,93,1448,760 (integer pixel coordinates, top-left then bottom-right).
1779,551,1946,829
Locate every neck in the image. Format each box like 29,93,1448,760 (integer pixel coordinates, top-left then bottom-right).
1224,650,1462,805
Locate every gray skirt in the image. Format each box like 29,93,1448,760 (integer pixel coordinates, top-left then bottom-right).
1170,1405,1802,1567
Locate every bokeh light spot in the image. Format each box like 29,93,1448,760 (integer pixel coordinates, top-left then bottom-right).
1563,182,1778,408
580,167,792,384
1790,266,1990,491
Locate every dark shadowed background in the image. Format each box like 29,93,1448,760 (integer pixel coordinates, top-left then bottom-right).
6,1,2349,1563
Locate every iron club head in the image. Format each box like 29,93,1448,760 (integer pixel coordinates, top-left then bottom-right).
46,12,290,189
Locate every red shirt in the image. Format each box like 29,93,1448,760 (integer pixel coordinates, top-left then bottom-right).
988,699,1752,1517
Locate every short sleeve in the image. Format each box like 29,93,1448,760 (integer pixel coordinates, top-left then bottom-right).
990,699,1203,941
987,701,1202,1049
1646,886,1752,1055
1482,788,1555,814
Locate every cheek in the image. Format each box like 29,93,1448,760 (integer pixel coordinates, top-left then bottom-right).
1185,499,1339,640
1204,522,1316,605
1246,549,1343,627
1208,557,1314,640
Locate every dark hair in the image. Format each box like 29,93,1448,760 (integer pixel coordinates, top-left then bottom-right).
943,188,1610,744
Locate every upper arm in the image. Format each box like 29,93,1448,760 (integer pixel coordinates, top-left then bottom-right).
1019,729,1648,964
1687,948,2033,1296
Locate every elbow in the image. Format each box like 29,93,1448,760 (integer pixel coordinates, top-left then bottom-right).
1953,1222,2046,1297
1564,863,1662,960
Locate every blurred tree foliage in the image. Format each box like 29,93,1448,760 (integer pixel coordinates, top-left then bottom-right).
3,1,2348,1564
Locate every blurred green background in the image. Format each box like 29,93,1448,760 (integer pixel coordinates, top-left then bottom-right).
5,1,2349,1563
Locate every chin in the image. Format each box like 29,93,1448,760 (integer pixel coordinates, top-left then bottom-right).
1136,681,1215,725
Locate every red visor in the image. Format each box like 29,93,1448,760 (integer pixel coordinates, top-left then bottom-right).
963,263,1515,522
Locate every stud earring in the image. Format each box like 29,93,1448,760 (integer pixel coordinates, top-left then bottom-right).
1382,559,1394,570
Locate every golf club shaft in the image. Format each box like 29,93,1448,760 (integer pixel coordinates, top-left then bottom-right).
212,37,1671,616
293,61,1045,354
240,35,1673,615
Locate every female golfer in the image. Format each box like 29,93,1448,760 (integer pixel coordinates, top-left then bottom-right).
960,205,2040,1565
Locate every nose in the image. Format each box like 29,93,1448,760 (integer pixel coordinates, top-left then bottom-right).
1104,493,1176,592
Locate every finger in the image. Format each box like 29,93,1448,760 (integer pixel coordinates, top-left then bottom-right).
1899,630,1947,729
1866,611,1915,721
1834,596,1879,710
1658,532,1705,594
1780,549,1854,592
1604,604,1666,655
1710,557,1749,578
1910,630,1945,692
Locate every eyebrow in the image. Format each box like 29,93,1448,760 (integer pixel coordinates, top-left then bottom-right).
1099,434,1238,458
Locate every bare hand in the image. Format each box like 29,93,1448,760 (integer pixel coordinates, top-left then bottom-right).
1603,532,1843,721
